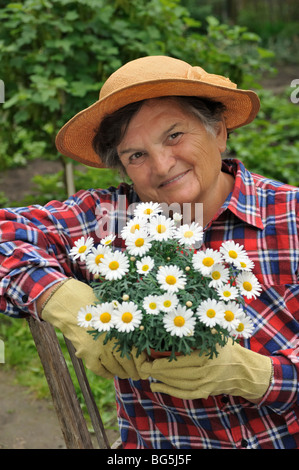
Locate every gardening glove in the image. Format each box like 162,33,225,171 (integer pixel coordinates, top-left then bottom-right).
141,338,272,401
41,278,149,380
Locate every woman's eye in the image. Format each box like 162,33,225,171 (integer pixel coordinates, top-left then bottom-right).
129,152,145,164
168,132,183,141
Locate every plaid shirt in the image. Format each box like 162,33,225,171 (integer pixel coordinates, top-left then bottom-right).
0,159,298,448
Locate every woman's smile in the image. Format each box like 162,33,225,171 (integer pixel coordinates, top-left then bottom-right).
158,169,191,188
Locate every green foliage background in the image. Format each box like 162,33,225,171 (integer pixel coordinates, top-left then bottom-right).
0,0,298,438
2,0,294,203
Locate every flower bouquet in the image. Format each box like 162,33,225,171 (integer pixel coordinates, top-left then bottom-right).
69,202,261,361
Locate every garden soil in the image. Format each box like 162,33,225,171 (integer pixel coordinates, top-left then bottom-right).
0,368,67,449
0,368,119,449
0,65,297,449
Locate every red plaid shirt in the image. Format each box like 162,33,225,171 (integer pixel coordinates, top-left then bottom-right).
0,159,298,448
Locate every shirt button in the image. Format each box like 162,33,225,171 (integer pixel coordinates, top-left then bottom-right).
241,439,248,448
22,295,28,303
221,396,229,404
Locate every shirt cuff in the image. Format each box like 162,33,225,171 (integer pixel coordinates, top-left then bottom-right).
258,355,297,413
11,269,69,320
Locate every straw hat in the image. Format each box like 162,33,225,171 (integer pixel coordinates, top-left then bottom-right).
56,55,260,168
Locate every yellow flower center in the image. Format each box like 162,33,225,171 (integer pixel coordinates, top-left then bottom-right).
163,300,171,308
165,275,177,285
240,261,247,268
100,312,111,323
130,224,140,233
95,254,104,264
212,271,221,280
85,313,92,322
144,208,153,215
156,224,166,233
135,238,144,247
149,302,157,310
122,312,133,323
228,250,238,259
78,245,87,253
223,290,231,298
236,322,244,332
202,257,214,267
109,260,119,270
224,310,235,322
206,309,216,318
174,315,185,327
142,265,149,271
243,281,253,291
104,240,112,245
183,230,194,238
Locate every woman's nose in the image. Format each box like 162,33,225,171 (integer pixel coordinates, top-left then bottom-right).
151,147,176,176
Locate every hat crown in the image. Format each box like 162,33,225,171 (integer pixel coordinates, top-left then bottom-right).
100,56,237,100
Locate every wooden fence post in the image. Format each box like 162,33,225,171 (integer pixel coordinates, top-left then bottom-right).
27,317,95,449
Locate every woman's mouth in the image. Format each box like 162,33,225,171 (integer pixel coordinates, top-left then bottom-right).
159,170,190,188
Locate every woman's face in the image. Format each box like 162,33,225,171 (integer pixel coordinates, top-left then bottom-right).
117,99,229,219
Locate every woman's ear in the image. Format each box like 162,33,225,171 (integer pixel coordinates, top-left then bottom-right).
215,119,227,153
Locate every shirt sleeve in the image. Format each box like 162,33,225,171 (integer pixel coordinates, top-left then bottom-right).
0,190,101,319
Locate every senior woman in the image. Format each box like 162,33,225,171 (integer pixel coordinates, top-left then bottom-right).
0,56,298,449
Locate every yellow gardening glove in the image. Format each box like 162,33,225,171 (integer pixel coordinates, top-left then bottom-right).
141,339,272,401
41,278,149,380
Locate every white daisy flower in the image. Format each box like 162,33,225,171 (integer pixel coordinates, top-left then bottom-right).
220,240,248,267
143,295,160,315
208,263,230,288
92,303,115,332
133,201,162,219
239,256,255,271
158,293,179,313
231,313,254,339
86,245,111,275
100,234,116,246
121,216,148,241
156,265,186,293
192,248,223,275
220,301,244,332
136,256,155,275
113,301,143,332
216,284,240,302
69,236,94,262
236,272,262,299
196,299,225,328
125,229,152,256
174,222,204,246
163,305,196,338
77,305,96,328
98,250,129,280
148,214,175,241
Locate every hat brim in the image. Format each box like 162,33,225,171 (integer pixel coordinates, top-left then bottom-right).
56,78,260,168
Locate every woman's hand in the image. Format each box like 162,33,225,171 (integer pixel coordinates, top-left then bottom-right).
141,339,273,401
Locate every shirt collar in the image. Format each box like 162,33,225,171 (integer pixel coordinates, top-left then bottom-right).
218,159,264,230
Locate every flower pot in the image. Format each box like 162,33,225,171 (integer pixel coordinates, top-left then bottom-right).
148,348,181,360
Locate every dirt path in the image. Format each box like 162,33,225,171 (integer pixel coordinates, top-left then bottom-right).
0,369,66,449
